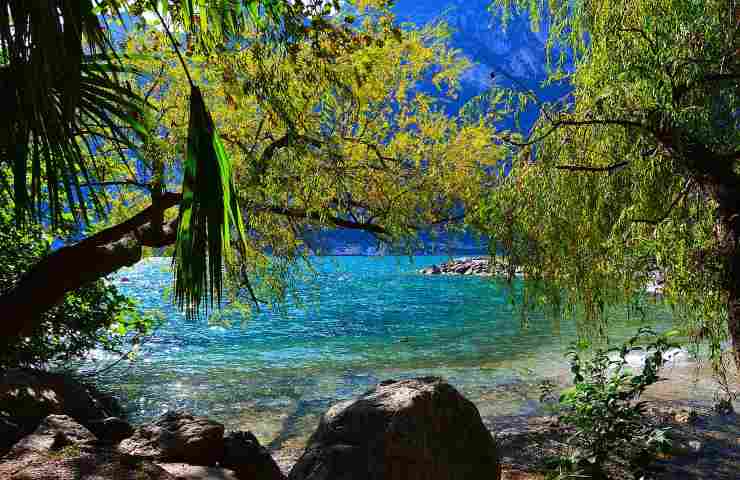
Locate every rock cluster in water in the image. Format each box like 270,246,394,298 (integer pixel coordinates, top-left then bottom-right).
419,256,522,278
420,257,666,295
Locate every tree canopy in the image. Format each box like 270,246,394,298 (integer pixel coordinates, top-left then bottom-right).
100,3,502,311
478,0,739,366
0,0,500,335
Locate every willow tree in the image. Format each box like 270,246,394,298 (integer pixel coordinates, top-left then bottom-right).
476,0,740,366
1,0,501,338
92,7,502,310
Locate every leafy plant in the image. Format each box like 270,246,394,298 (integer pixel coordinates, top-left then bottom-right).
0,208,153,370
553,328,678,479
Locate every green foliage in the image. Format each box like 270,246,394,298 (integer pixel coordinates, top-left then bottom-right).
0,210,153,370
2,0,365,322
551,328,677,479
111,5,502,315
478,0,739,361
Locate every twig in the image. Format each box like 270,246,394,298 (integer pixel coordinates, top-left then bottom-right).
555,161,630,173
150,1,195,88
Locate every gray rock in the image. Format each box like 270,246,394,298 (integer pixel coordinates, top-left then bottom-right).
88,416,134,444
0,369,121,440
222,431,285,480
420,258,494,277
1,449,176,480
0,415,176,480
118,411,225,466
289,377,501,480
158,463,240,480
5,414,97,459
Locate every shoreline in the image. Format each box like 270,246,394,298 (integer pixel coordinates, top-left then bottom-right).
3,354,737,479
419,256,665,294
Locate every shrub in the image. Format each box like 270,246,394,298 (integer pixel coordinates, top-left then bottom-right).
552,328,678,479
0,210,152,370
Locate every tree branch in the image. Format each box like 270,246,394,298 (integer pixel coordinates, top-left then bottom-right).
80,180,152,191
503,118,651,148
253,204,388,234
631,180,693,224
555,161,630,173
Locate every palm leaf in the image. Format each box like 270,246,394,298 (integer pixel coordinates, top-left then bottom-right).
173,85,248,318
0,1,149,227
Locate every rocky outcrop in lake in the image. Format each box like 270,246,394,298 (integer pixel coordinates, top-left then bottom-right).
420,256,522,278
420,257,667,294
289,377,501,480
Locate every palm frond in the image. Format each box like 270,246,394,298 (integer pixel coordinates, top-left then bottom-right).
0,1,147,227
0,55,148,227
173,85,248,318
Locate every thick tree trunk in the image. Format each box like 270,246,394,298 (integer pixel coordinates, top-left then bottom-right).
713,179,740,370
727,279,740,370
0,192,181,341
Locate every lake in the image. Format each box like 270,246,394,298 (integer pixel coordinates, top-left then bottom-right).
83,256,721,452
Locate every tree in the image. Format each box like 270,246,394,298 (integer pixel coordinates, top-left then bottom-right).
477,0,740,367
0,1,499,338
92,7,501,309
0,205,152,369
0,0,304,336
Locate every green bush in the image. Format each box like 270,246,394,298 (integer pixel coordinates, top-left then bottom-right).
551,328,678,479
0,211,152,370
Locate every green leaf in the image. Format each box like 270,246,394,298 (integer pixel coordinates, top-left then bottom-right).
173,85,248,319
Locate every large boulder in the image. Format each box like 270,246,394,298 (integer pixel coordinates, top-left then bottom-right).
0,368,121,452
222,431,285,480
289,377,501,480
118,411,225,466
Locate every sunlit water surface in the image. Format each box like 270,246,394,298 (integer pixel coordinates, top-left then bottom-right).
81,256,727,450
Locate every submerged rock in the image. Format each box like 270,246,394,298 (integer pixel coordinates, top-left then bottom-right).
118,411,225,466
289,377,501,480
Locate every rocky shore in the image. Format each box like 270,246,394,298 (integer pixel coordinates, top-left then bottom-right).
0,371,501,480
3,369,737,479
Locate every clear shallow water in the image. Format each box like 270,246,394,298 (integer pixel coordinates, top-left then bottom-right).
83,256,691,448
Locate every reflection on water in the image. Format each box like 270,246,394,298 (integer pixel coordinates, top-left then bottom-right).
79,256,727,448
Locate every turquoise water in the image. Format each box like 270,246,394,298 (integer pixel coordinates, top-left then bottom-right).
86,256,675,448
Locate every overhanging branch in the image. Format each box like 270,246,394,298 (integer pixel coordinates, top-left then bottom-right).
556,161,630,173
